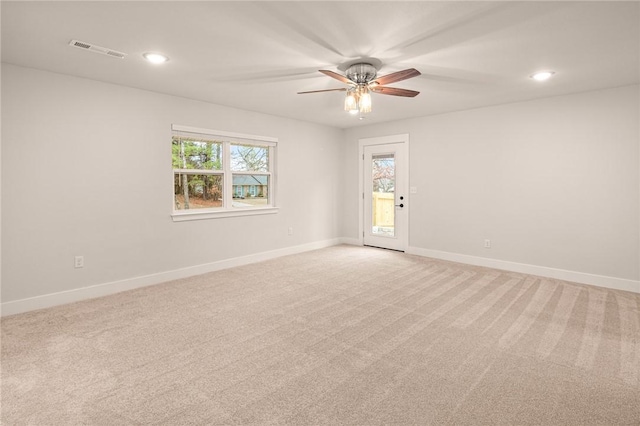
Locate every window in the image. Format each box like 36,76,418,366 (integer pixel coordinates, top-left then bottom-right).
172,124,277,221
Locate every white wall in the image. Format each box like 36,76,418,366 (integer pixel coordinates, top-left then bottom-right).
344,85,640,289
1,64,344,306
3,64,638,313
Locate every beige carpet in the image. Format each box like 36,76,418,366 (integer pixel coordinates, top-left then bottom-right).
2,245,639,425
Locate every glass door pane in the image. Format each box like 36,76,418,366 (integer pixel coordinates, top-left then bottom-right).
371,153,395,237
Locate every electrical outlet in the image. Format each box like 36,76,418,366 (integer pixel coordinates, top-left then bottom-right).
74,255,84,268
484,239,491,249
288,227,293,236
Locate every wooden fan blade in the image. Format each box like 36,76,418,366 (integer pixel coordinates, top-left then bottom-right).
371,86,420,97
373,68,421,86
297,88,347,94
319,70,353,85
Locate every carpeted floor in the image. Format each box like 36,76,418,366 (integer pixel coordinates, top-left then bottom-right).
2,245,639,425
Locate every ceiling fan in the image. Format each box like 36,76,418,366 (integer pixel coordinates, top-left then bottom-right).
298,63,421,115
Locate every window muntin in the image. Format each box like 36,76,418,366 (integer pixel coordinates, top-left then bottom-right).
171,125,276,219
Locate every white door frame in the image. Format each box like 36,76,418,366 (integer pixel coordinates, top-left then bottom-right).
358,134,409,250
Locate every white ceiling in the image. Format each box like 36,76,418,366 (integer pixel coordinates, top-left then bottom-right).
2,1,638,129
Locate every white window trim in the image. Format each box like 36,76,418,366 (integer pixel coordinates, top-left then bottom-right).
172,124,278,144
171,124,278,222
172,206,279,222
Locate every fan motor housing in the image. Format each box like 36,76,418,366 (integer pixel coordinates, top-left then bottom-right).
346,63,377,84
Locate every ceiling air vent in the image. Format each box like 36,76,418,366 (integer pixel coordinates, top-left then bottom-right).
69,40,127,59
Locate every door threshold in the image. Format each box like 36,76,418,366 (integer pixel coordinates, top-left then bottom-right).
363,244,405,253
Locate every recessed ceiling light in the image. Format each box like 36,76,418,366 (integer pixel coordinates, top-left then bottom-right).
143,52,169,64
531,71,555,81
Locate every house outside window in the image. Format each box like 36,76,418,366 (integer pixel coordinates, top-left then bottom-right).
172,124,277,221
232,177,266,199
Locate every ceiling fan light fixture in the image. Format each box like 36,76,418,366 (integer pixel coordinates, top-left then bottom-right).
344,90,358,112
358,87,372,114
299,62,421,117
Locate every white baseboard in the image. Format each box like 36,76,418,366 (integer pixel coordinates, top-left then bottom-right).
338,237,361,246
5,240,637,317
407,246,640,294
1,238,342,317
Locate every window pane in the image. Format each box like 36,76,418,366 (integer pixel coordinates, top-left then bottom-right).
371,154,395,237
230,144,269,172
174,173,223,210
172,137,222,170
232,174,269,207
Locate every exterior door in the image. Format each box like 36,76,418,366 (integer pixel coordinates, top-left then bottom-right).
362,139,408,251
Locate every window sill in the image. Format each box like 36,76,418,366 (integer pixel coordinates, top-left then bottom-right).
171,207,279,222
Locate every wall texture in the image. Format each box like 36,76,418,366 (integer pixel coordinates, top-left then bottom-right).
1,64,343,304
2,64,638,311
344,85,639,285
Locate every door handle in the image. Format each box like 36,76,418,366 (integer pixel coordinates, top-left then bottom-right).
395,203,404,208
